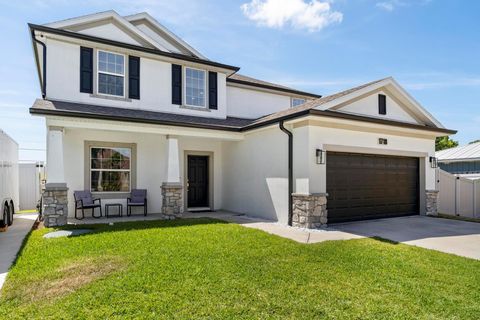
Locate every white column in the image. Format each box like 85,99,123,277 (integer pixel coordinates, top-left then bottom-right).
46,127,65,184
166,135,181,183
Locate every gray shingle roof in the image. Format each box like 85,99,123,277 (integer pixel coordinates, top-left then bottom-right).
30,78,456,135
31,99,254,131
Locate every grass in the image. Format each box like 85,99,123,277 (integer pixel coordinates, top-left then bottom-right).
0,218,479,319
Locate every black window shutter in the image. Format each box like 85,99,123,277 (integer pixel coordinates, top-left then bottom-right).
128,56,140,99
208,72,218,110
172,64,182,105
80,47,93,93
378,94,387,115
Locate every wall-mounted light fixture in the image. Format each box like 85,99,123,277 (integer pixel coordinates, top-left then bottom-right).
316,149,326,165
429,156,438,168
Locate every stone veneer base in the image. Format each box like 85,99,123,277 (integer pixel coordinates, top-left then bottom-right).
161,182,183,217
426,190,439,216
292,193,328,229
42,183,69,227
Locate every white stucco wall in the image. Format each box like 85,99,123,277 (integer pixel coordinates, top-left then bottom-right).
61,127,223,217
226,86,292,119
222,121,436,222
222,127,289,223
45,38,228,119
336,90,420,124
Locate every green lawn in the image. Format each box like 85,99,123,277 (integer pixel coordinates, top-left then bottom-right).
0,218,479,319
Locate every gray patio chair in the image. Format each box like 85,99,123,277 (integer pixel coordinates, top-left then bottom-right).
74,190,102,220
127,189,147,216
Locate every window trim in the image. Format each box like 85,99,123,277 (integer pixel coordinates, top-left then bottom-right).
84,141,137,198
96,49,126,98
291,97,306,108
90,146,132,193
378,94,387,115
183,66,207,108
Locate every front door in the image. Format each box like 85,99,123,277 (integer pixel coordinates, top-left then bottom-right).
187,155,209,208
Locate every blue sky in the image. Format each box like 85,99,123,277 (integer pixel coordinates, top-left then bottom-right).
1,0,479,161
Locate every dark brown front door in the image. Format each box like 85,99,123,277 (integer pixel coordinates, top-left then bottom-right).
327,152,419,223
187,155,209,208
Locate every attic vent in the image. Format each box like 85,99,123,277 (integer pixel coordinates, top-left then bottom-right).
378,94,387,115
378,138,388,145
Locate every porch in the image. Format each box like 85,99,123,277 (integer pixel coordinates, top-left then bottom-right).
43,115,243,227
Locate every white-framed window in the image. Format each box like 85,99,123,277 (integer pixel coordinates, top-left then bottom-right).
97,50,125,97
291,98,306,107
184,67,206,107
90,147,131,192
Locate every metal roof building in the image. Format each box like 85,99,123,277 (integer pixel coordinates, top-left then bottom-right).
436,142,480,180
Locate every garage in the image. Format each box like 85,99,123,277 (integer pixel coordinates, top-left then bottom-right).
327,152,419,223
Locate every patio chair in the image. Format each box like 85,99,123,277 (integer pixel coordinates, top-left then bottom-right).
74,190,102,220
127,189,147,216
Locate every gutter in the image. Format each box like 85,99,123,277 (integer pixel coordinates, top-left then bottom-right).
279,121,293,226
31,29,47,99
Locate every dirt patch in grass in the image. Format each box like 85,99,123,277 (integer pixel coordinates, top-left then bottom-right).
5,256,124,304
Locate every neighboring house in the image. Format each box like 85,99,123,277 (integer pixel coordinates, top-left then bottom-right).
29,10,456,228
436,142,480,180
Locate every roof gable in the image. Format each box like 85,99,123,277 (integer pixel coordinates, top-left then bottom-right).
330,88,423,125
124,12,207,59
248,77,452,133
311,77,443,128
44,10,167,51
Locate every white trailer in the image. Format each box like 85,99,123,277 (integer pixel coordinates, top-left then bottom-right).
0,129,19,228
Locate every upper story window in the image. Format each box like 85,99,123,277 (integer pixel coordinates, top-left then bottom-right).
185,67,206,107
292,98,306,107
97,50,125,97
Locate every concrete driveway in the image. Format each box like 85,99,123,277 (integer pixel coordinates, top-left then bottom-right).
0,213,38,289
333,216,480,260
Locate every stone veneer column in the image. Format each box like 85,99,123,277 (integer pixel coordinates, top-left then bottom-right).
161,183,183,217
425,190,439,216
42,184,68,227
292,193,328,228
161,136,183,218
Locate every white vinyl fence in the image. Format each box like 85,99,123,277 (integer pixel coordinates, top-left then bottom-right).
437,169,480,218
19,162,42,210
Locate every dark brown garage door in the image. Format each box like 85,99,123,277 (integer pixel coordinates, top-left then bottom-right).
327,152,419,223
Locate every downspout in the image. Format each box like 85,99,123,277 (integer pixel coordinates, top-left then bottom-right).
31,29,47,99
279,121,293,226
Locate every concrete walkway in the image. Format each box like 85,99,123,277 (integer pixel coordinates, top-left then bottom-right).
0,213,38,289
185,211,364,243
186,212,480,260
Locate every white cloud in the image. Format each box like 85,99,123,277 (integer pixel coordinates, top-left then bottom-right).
241,0,343,32
376,0,432,12
376,1,399,11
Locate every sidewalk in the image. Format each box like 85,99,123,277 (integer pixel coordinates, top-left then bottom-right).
0,213,38,290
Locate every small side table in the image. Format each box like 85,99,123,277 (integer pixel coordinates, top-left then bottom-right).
105,203,123,218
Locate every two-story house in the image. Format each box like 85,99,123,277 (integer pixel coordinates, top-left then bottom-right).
29,10,456,227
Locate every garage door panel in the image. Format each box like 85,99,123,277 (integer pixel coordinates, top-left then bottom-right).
327,152,419,223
